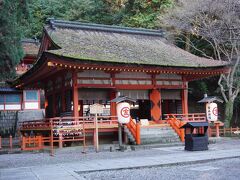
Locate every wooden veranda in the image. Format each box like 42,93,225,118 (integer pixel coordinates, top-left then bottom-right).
19,113,208,154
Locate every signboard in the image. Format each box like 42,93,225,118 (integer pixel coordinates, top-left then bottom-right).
140,119,149,126
90,103,104,114
89,103,104,153
117,102,130,124
206,102,218,121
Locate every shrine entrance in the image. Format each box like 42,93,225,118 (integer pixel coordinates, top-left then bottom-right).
78,88,111,116
161,90,182,116
119,90,151,120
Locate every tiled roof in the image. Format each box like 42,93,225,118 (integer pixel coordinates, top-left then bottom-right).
44,19,228,68
21,39,40,56
0,87,21,92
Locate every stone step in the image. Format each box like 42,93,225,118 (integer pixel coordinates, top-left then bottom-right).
141,128,174,131
124,125,180,145
141,131,176,135
141,137,180,144
141,130,177,135
141,135,179,139
141,127,172,131
141,136,180,141
139,125,181,145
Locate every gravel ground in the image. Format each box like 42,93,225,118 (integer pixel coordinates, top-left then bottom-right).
79,158,240,180
0,137,239,169
0,138,240,180
0,146,172,169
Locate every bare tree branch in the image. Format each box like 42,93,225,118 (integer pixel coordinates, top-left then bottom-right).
160,0,240,126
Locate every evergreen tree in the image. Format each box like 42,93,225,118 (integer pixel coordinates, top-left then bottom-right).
120,0,174,28
0,0,29,80
25,0,175,38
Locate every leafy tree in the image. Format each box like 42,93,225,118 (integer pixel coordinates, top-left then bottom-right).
26,0,125,38
24,0,176,38
65,0,116,24
26,0,72,38
0,0,29,80
120,0,174,28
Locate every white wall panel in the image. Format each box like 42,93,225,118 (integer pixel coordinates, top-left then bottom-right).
5,104,21,110
24,102,39,109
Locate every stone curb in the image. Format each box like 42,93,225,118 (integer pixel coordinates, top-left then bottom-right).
0,138,218,155
75,155,240,174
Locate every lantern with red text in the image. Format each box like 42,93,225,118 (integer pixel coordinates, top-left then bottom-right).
117,102,130,124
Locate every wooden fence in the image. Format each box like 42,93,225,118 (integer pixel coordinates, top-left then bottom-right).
0,135,17,151
209,127,240,137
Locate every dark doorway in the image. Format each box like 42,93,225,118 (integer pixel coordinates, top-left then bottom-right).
130,100,151,120
162,100,182,115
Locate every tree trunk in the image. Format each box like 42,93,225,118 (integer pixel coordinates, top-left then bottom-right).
224,100,234,128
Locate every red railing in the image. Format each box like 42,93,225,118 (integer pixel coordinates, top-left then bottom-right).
19,116,118,131
165,113,206,142
209,126,240,137
19,116,119,155
0,135,14,151
126,118,141,145
165,113,206,122
21,136,43,151
166,114,185,142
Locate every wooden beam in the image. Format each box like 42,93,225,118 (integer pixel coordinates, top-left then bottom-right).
115,85,154,90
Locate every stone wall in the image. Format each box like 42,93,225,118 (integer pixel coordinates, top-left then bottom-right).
0,109,45,137
0,111,18,137
17,109,45,122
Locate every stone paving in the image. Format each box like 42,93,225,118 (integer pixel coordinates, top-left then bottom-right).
0,138,240,180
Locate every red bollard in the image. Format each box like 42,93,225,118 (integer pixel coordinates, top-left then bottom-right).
9,135,13,151
59,133,63,148
0,136,2,149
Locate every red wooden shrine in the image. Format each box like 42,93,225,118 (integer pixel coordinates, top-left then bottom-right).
13,19,230,150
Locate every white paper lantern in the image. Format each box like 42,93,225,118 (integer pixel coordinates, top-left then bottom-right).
117,102,131,124
206,102,218,121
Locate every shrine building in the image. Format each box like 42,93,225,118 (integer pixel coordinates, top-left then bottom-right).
13,19,230,147
14,19,229,120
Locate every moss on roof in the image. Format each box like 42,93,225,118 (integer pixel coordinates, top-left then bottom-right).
45,22,227,68
22,39,40,56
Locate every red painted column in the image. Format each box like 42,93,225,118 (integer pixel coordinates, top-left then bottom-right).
52,81,56,117
72,71,79,118
61,75,66,112
110,90,117,117
79,100,83,116
215,123,220,137
9,135,12,151
150,89,161,123
182,81,188,115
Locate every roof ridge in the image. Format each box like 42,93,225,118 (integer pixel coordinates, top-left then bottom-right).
21,38,40,44
46,18,165,37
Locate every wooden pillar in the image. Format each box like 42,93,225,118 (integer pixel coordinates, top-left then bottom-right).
72,71,79,118
150,89,161,123
59,133,63,148
79,100,83,116
182,81,188,115
61,75,66,112
52,80,56,117
110,90,117,117
9,135,12,151
215,123,220,137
